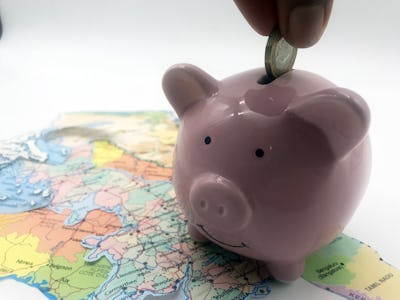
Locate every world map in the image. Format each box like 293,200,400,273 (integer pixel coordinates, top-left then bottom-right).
0,111,398,300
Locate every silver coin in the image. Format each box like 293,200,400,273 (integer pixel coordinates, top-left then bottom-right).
265,29,297,80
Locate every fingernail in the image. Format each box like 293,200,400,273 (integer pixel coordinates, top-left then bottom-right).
289,4,325,48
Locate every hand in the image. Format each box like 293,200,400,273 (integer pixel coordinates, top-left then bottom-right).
234,0,333,48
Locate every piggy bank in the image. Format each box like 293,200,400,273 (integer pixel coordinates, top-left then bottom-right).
162,64,371,282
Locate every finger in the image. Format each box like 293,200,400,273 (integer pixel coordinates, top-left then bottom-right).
234,0,278,36
277,0,334,48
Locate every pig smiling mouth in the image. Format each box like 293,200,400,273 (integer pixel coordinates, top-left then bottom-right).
197,224,248,248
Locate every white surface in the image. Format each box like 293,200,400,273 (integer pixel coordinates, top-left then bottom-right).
0,0,399,299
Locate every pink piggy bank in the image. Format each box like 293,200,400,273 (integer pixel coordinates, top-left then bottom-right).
162,64,371,282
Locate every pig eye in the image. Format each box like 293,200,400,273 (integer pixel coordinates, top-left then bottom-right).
204,136,212,145
255,148,265,158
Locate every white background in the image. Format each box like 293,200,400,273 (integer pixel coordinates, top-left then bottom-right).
0,0,399,299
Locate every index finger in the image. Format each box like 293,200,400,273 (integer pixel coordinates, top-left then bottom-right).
234,0,278,36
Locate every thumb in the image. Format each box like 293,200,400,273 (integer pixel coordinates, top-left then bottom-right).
277,0,334,48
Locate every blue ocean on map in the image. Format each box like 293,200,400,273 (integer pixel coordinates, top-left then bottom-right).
35,135,71,165
62,192,99,226
0,134,71,213
0,161,53,213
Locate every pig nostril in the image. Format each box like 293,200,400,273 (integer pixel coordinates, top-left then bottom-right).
218,206,225,216
200,199,207,209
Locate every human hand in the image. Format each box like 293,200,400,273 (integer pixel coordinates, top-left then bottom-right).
234,0,333,48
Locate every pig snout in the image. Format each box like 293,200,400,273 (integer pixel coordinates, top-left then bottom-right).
189,174,252,230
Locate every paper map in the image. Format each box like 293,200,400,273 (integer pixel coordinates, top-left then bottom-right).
0,112,398,299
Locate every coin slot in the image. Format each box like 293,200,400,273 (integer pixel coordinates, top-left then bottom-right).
257,74,275,85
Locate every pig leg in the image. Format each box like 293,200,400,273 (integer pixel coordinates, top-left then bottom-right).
257,261,271,279
187,223,208,242
267,260,305,282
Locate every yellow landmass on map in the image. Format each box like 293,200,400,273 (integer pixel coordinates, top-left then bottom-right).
0,232,49,277
93,140,124,167
347,244,400,300
53,113,177,167
150,123,177,145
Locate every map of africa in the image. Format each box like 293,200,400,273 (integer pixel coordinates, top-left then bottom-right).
0,111,398,300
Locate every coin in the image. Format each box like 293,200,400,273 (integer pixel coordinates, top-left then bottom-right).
265,29,297,80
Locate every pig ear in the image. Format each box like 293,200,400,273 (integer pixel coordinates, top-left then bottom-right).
286,88,370,159
162,64,218,118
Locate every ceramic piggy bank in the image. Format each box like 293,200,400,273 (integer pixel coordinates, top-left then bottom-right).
162,64,371,282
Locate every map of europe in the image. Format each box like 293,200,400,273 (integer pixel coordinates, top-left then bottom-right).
0,112,398,300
